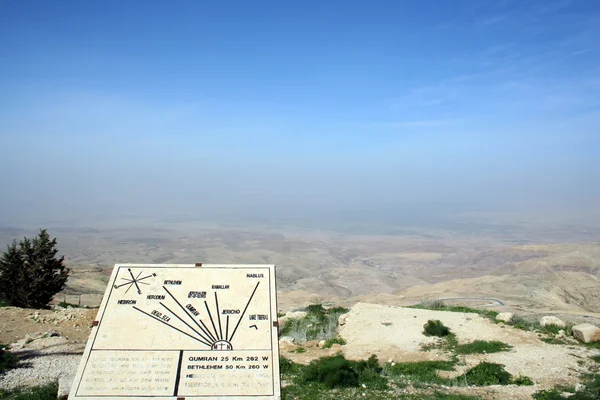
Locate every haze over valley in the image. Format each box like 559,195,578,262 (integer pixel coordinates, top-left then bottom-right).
1,0,600,324
2,208,599,319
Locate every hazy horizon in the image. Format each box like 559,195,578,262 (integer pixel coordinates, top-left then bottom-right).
2,1,599,232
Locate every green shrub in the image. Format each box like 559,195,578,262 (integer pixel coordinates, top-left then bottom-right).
541,337,568,345
357,367,389,390
352,354,382,375
279,304,348,343
281,355,485,399
554,384,576,393
540,324,571,336
0,381,58,400
417,298,446,309
0,229,70,309
323,337,346,348
0,345,19,373
290,347,307,353
570,373,600,399
386,360,456,385
509,315,539,331
540,324,562,335
301,355,359,388
305,304,327,315
300,354,388,390
454,340,512,355
411,303,498,321
444,306,498,320
408,394,481,400
532,374,600,399
464,362,512,386
513,375,534,386
591,354,600,364
423,320,451,337
510,315,570,335
532,389,566,400
352,355,388,389
327,306,350,314
306,328,320,341
583,341,600,350
57,301,84,308
279,356,301,375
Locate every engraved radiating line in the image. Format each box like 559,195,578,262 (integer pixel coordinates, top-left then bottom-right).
159,302,213,346
225,315,230,341
135,271,142,280
197,317,218,343
115,271,153,289
124,282,134,294
228,281,260,342
128,269,141,294
162,286,217,343
132,306,208,345
215,292,223,340
115,280,133,288
204,300,220,341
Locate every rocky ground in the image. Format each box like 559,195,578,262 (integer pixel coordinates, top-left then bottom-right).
0,306,96,345
279,304,600,399
1,303,599,399
0,306,96,390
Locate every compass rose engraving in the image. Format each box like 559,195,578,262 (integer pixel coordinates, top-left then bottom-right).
113,268,157,295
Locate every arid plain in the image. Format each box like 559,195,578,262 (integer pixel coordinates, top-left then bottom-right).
2,211,599,321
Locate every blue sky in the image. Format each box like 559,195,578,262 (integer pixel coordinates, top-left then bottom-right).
1,0,599,226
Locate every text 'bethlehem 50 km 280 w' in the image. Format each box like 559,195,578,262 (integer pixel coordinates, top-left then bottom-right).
69,264,281,400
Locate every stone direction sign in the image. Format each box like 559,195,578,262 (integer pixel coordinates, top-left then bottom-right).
69,264,280,400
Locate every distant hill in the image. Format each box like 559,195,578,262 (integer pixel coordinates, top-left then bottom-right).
395,271,600,313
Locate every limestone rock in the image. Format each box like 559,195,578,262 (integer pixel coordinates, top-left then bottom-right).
572,323,600,343
277,319,287,333
496,312,514,323
279,336,295,345
278,311,308,333
57,374,75,399
286,311,308,319
338,313,349,326
10,338,29,350
318,340,327,348
540,316,565,327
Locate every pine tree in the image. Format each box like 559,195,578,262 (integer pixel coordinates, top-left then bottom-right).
0,229,70,308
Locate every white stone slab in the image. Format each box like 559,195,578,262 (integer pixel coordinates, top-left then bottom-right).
69,264,280,400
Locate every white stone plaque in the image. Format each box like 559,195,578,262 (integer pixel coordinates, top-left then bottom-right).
69,264,280,400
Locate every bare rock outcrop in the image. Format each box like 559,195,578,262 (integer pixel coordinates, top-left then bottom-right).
540,316,565,327
572,323,600,343
277,311,307,333
496,312,513,323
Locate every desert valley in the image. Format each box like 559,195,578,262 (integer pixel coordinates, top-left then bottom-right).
1,211,600,399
